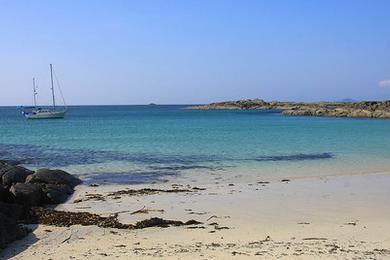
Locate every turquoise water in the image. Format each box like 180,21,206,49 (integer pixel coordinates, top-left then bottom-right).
1,106,390,184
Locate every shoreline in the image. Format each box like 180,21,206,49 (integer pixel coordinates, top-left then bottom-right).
2,169,390,259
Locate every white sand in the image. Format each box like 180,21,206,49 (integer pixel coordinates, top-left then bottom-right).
2,171,390,259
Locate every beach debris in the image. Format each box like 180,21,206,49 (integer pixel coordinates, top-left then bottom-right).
188,211,208,215
207,215,218,221
281,179,291,183
302,237,328,241
232,251,249,256
257,181,270,184
130,206,164,215
29,207,202,230
263,236,271,242
186,226,205,229
107,188,194,197
192,187,206,191
214,225,229,230
206,215,230,221
74,193,105,203
344,221,357,226
134,218,202,229
297,222,310,225
74,187,197,204
208,242,221,247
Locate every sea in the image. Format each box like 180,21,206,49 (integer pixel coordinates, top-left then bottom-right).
1,105,390,184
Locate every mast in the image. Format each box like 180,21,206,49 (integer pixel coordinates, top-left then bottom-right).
33,77,37,107
50,64,56,110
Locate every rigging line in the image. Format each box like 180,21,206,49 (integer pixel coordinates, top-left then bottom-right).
53,69,67,109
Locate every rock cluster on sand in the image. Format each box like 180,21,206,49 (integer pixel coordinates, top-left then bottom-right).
189,99,390,119
0,160,81,249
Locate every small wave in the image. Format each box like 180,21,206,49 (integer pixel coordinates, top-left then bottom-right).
252,152,333,162
80,171,177,185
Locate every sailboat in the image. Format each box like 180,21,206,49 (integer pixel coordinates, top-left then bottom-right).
24,64,66,119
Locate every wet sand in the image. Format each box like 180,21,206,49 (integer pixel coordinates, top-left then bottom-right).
2,171,390,259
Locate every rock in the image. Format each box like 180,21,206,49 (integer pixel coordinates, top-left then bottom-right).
10,183,43,207
2,166,33,186
0,202,26,220
0,212,30,249
0,163,13,179
0,159,23,166
0,185,7,202
26,168,82,188
0,202,30,248
41,184,74,204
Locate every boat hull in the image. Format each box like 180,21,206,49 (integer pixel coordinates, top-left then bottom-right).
25,111,66,119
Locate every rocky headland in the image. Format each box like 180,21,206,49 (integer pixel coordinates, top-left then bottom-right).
188,99,390,118
0,159,82,249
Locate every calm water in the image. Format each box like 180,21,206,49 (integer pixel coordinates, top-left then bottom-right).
1,106,390,184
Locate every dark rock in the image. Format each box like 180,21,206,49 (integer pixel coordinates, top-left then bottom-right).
10,183,43,207
0,212,30,249
0,202,30,249
2,166,33,186
0,163,14,179
0,185,13,203
0,185,6,202
0,202,26,220
26,168,82,188
0,159,23,166
40,184,74,204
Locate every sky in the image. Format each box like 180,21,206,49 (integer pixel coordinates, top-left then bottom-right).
0,0,389,105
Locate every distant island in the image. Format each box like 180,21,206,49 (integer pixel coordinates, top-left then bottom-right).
188,99,390,118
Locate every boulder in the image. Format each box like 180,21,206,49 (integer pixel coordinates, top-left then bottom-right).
0,202,26,221
0,212,30,249
0,159,22,166
0,185,6,202
10,183,43,207
2,166,33,186
41,184,74,204
0,163,13,179
26,169,82,188
0,202,31,248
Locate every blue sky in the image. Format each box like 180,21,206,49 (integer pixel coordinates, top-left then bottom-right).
0,0,389,105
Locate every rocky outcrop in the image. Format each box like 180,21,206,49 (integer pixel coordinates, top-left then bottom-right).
0,202,30,249
40,184,74,204
0,210,30,249
0,160,82,249
2,166,33,187
188,99,390,119
189,99,270,110
26,169,82,188
10,183,43,207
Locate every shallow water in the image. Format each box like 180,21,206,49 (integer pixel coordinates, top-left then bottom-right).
1,105,389,184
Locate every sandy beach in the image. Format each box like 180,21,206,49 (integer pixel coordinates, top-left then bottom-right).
2,169,390,259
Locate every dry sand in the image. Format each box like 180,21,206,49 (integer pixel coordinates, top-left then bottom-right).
2,171,390,259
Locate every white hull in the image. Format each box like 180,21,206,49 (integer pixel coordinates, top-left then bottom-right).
25,110,66,119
